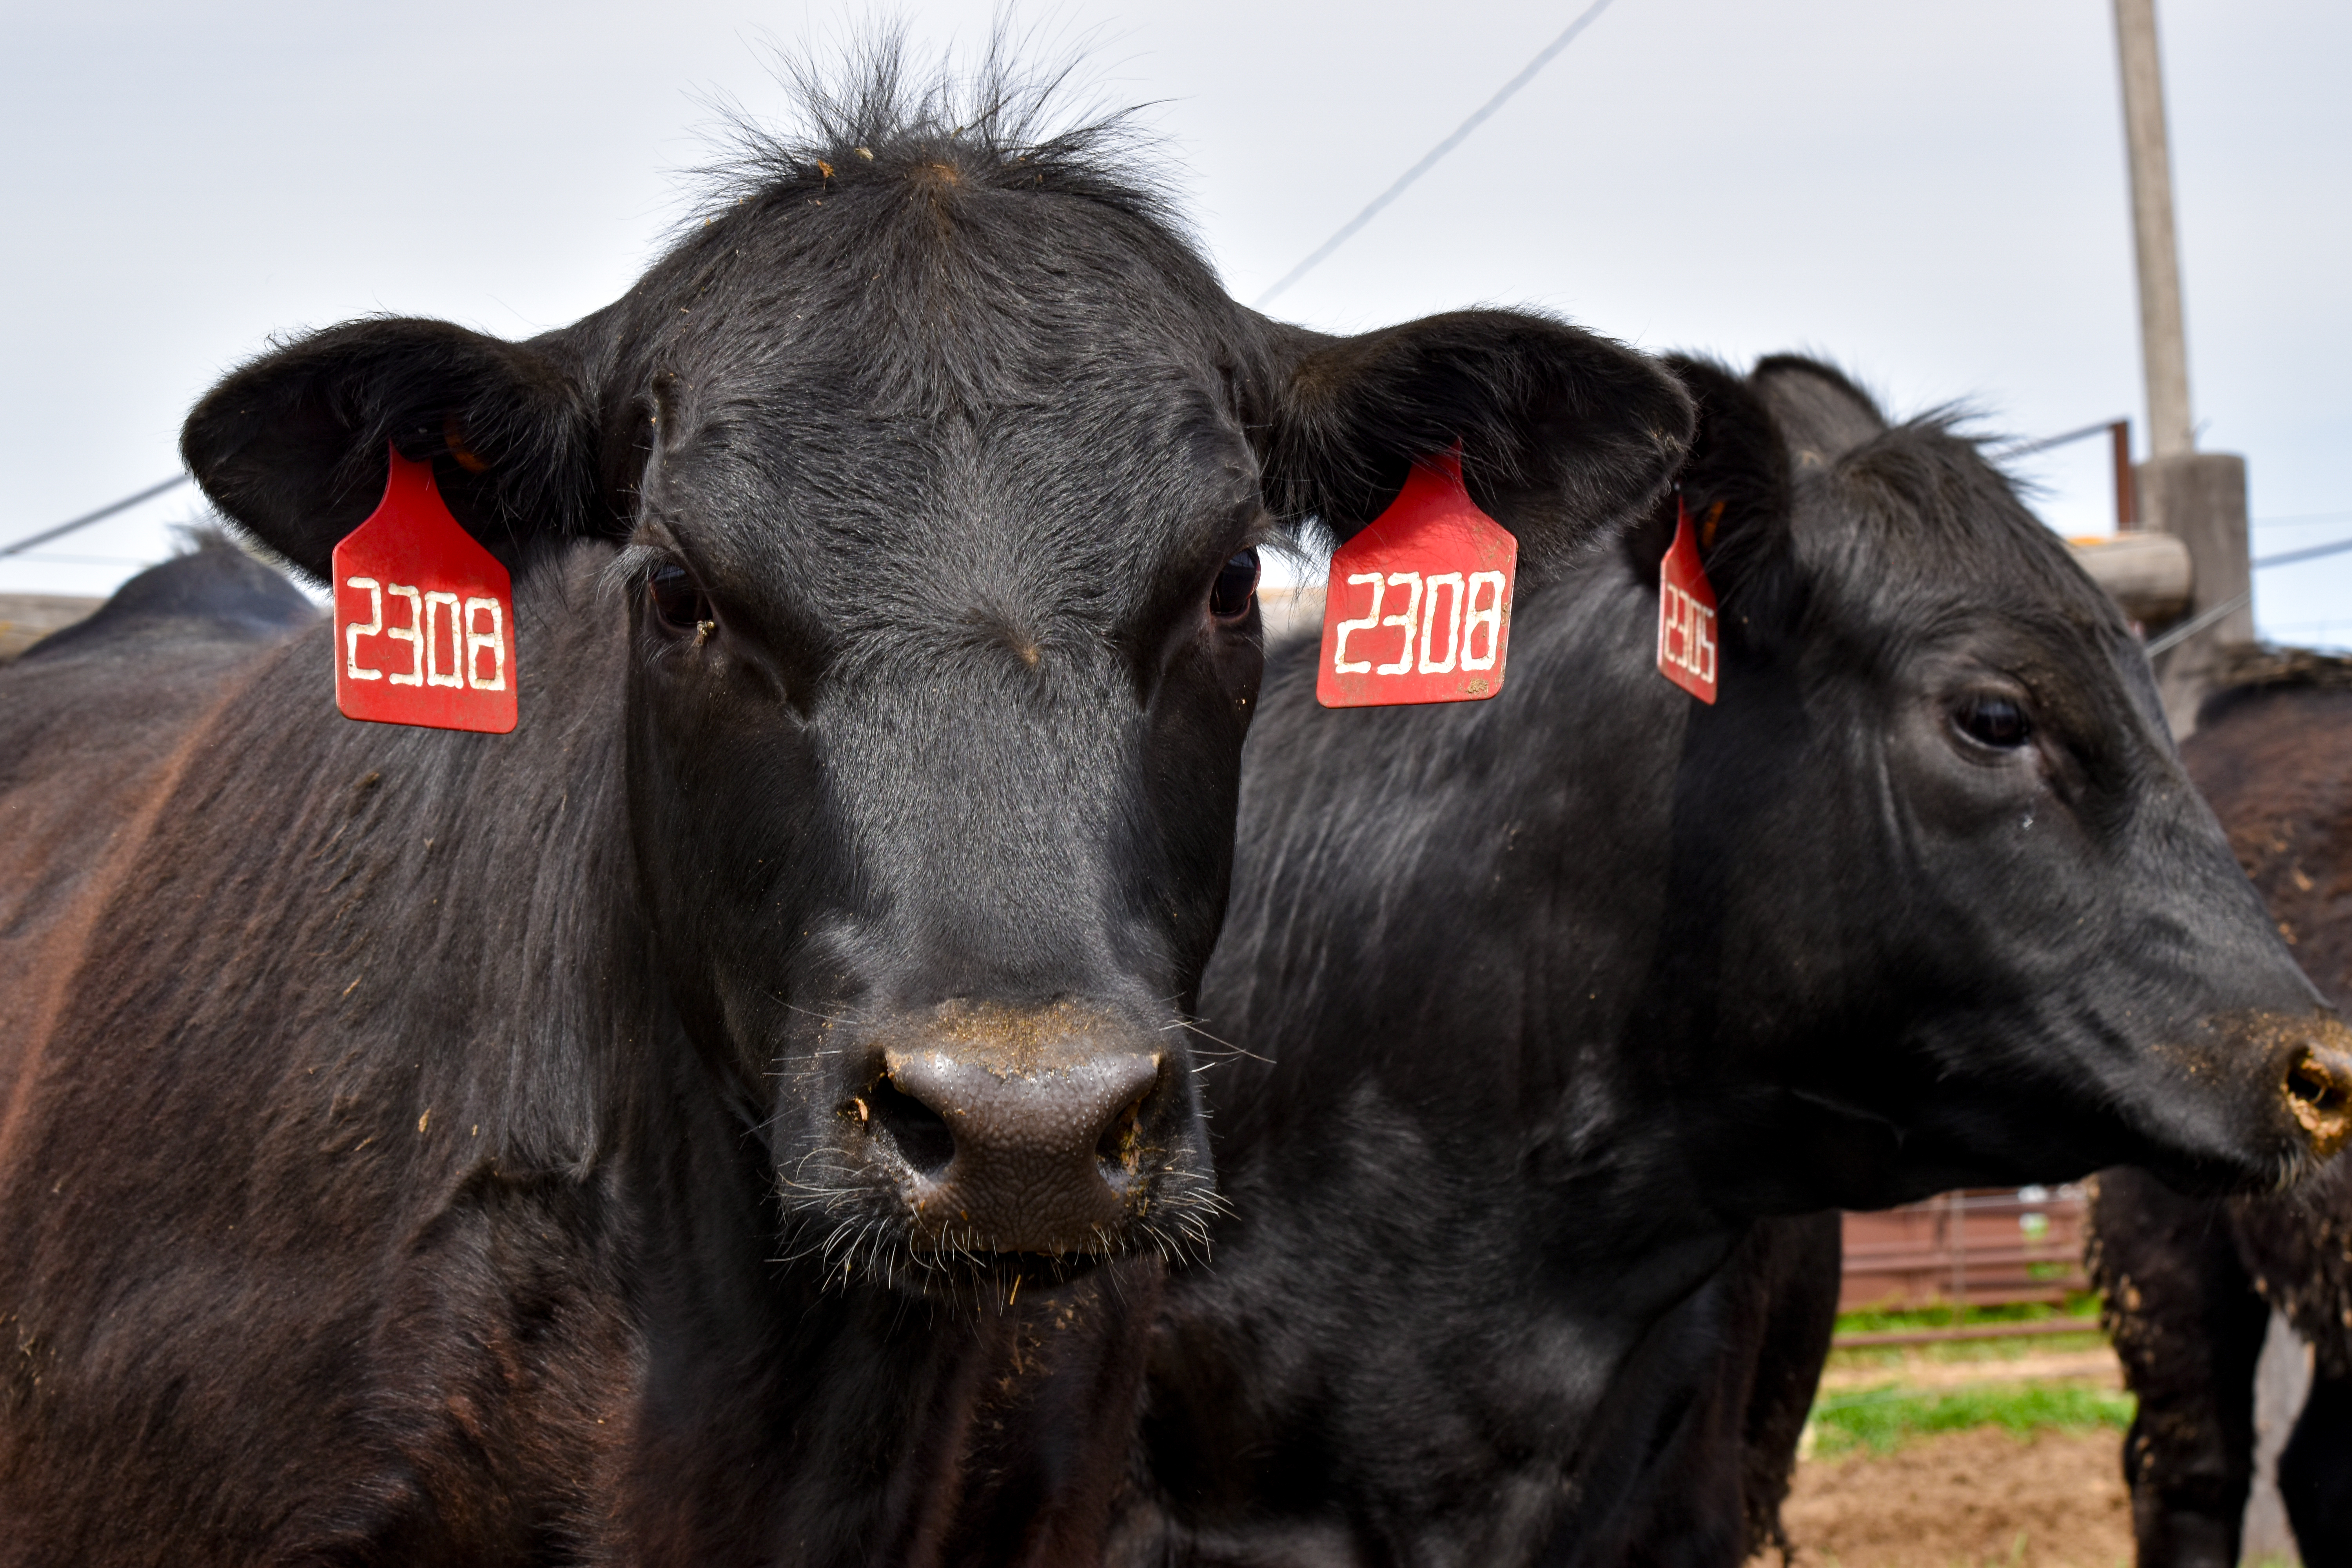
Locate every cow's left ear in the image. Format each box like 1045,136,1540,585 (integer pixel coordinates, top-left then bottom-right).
181,318,599,583
1251,310,1693,580
1622,355,1793,605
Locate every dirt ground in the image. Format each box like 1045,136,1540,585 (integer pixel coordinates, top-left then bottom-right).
1773,1425,2131,1568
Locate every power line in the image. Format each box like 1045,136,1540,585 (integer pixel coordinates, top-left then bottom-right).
1994,419,2125,460
2146,592,2249,657
2254,535,2352,570
1,474,191,558
2253,510,2352,530
2134,535,2352,659
1253,0,1617,310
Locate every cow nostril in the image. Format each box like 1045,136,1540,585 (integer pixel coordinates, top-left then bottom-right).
867,1079,956,1178
1096,1091,1146,1176
2287,1050,2348,1112
2285,1045,2352,1158
876,1042,1165,1253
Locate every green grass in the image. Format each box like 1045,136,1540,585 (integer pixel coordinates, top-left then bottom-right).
1832,1293,2103,1338
1825,1295,2111,1374
1808,1381,2135,1458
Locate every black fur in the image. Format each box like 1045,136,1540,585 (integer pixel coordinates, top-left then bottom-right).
1117,356,2347,1566
0,44,1690,1567
2091,663,2352,1566
20,530,316,661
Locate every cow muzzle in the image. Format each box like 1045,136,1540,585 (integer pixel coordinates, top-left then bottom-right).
855,1001,1182,1256
2109,1011,2352,1197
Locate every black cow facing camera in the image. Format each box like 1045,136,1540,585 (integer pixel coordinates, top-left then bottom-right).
0,44,1693,1568
1122,356,2352,1567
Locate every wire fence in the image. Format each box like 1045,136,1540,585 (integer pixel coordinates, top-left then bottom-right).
1835,1187,2100,1348
0,474,189,559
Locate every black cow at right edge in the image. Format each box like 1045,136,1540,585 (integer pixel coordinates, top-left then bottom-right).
2092,650,2352,1568
1113,356,2352,1567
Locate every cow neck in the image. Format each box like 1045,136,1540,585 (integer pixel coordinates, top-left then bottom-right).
1145,565,1762,1563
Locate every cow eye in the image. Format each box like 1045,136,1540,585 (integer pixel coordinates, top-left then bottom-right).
646,562,713,638
1954,693,2031,749
1210,549,1259,621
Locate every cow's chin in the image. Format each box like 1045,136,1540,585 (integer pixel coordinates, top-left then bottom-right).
2123,1123,2326,1202
772,1167,1222,1307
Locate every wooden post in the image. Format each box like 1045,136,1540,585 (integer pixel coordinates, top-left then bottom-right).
2111,420,2137,530
2114,0,2193,460
1949,1191,1968,1311
2113,0,2252,738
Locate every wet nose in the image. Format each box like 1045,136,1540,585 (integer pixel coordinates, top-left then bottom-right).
878,1044,1163,1254
2284,1038,2352,1158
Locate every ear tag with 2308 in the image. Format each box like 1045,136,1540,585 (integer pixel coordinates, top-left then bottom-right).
1317,451,1517,708
1656,494,1718,705
331,446,518,733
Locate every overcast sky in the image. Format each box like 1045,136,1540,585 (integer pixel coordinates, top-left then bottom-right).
6,0,2347,640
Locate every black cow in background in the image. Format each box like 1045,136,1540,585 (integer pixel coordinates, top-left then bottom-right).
0,47,1696,1567
2092,650,2352,1568
1114,356,2352,1568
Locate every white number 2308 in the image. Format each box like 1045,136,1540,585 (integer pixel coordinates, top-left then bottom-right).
1332,570,1505,677
343,577,507,692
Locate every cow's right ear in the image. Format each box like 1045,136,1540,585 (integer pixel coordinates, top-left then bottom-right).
181,318,599,583
1748,354,1888,473
1250,310,1693,582
1624,356,1793,610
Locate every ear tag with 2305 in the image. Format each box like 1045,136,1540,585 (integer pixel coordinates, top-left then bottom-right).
331,446,518,733
1317,451,1518,708
1656,494,1718,705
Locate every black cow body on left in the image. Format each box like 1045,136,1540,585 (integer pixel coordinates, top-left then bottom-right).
0,55,1694,1567
1118,357,2352,1568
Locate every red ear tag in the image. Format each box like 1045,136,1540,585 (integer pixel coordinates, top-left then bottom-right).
1316,452,1518,708
330,447,518,733
1657,495,1718,705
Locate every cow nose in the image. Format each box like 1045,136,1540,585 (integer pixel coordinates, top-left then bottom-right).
878,1045,1163,1254
2284,1040,2352,1158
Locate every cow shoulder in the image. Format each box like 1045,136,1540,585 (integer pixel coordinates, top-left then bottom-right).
2189,660,2352,1378
0,548,320,1083
2185,666,2352,998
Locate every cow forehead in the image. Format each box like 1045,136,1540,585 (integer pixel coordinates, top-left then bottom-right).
617,178,1266,627
644,381,1257,631
1798,433,2125,637
641,169,1244,401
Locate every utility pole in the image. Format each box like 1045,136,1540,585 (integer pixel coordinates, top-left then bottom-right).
2112,0,2251,736
2116,0,2193,460
2116,1,2289,1532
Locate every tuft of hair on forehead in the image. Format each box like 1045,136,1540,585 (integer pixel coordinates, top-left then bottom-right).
1815,412,2129,641
690,25,1180,235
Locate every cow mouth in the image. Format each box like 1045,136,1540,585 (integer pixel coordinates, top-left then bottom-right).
773,1095,1220,1300
775,1165,1219,1301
